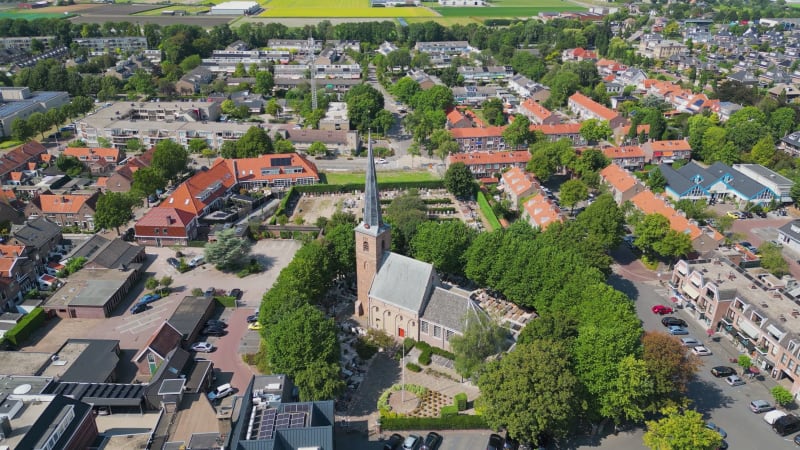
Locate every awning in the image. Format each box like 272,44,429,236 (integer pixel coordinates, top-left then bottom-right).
683,283,701,300
767,324,785,340
739,321,761,340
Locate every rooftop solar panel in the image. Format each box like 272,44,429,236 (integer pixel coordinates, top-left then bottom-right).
271,157,292,167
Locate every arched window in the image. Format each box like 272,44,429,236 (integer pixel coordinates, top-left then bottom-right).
374,306,379,312
386,311,391,317
398,316,403,321
363,241,369,251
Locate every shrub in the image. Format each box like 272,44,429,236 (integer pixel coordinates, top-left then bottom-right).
380,415,488,430
355,338,379,360
454,393,468,411
191,287,204,296
418,349,432,365
440,405,459,418
377,384,429,415
406,362,422,372
4,307,46,346
215,295,237,308
403,337,416,353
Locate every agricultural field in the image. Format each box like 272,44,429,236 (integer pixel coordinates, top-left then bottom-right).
404,15,483,25
260,0,438,17
434,0,584,17
0,8,73,19
134,5,211,15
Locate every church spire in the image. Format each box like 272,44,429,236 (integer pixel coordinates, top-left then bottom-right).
363,131,382,229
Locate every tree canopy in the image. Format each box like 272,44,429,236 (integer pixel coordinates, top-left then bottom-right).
151,139,189,182
410,220,476,276
94,192,139,234
204,228,253,271
444,162,477,199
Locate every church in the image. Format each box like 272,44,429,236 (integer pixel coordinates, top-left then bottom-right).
354,142,482,350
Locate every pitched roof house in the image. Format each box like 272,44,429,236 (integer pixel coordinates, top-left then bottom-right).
603,145,646,170
0,141,46,183
135,207,198,246
642,140,692,164
519,99,560,125
600,163,646,205
501,167,539,208
161,159,237,217
522,193,564,230
567,92,627,129
105,147,155,193
448,151,531,180
227,153,320,188
24,191,100,230
63,147,123,175
134,321,184,376
630,190,723,253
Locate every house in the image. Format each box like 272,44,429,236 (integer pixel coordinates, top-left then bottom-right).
0,141,46,183
561,47,598,61
355,144,486,350
449,126,510,152
24,191,100,230
65,234,145,270
519,99,560,125
600,164,645,205
414,41,474,55
0,244,37,312
630,190,723,253
279,128,360,155
522,193,564,230
641,140,692,164
733,164,794,203
448,151,531,179
530,123,585,145
14,395,98,450
105,147,155,193
228,153,321,188
603,145,646,170
134,321,184,376
446,108,473,129
567,92,626,128
176,66,215,95
135,207,199,247
62,147,123,175
9,216,62,272
506,74,551,103
501,167,538,208
161,159,237,218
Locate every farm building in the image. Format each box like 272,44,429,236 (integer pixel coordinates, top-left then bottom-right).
210,1,261,15
438,0,485,5
371,0,421,6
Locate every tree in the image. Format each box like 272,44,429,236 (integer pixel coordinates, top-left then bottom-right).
749,136,776,167
575,193,625,250
444,162,476,199
159,275,173,293
410,220,476,276
345,83,384,132
55,154,84,177
145,277,159,291
11,118,33,142
372,109,394,136
603,355,654,424
579,119,612,144
673,199,711,222
307,141,328,156
204,228,252,271
385,191,427,255
559,179,588,212
643,407,723,450
275,139,295,153
759,242,789,277
408,142,421,168
482,98,505,126
188,138,208,154
27,112,49,139
265,303,339,376
94,192,138,234
772,385,794,407
237,126,273,157
648,168,667,192
656,230,693,259
726,106,768,151
151,140,189,182
323,213,357,278
634,214,672,260
769,106,796,139
479,340,579,445
126,138,143,153
449,310,509,378
642,332,700,409
392,77,420,104
503,114,534,149
254,70,274,95
132,167,167,199
294,360,345,401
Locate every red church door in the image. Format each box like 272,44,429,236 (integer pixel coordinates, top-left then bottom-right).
398,328,405,338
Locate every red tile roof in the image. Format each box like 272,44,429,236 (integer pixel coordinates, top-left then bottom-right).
450,126,506,139
0,141,46,177
529,123,582,135
501,167,537,197
229,153,319,185
630,190,703,240
33,193,97,214
136,207,196,228
647,140,692,152
520,99,553,122
523,193,564,230
63,147,121,162
569,92,618,121
448,150,530,166
603,145,645,159
600,164,639,192
162,159,236,216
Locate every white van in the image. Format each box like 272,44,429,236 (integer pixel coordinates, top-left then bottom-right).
764,409,787,425
189,255,205,267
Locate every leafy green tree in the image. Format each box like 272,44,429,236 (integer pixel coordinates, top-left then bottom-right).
687,114,718,160
392,76,420,104
726,106,768,151
482,98,505,126
634,214,672,260
657,230,693,259
307,141,328,156
11,118,33,142
323,213,357,278
449,310,509,378
648,167,667,192
444,162,477,199
204,228,253,271
385,191,427,255
579,119,612,144
644,407,722,450
559,179,588,212
768,106,796,140
372,109,394,136
749,135,776,167
410,220,476,276
188,138,208,154
275,139,295,153
56,154,84,177
27,112,50,139
674,199,711,222
151,140,189,182
254,70,274,95
126,138,143,153
238,126,273,157
759,242,789,277
345,83,384,132
145,277,159,291
132,167,167,199
772,385,794,407
503,114,534,149
642,331,700,410
479,339,579,445
159,275,173,293
410,85,453,112
94,192,138,234
265,303,339,376
295,360,346,401
603,355,654,424
575,193,625,250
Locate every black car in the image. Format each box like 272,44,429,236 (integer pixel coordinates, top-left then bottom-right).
167,258,180,269
383,433,404,450
420,432,442,450
756,211,767,218
130,303,148,314
202,327,227,337
247,314,259,323
487,434,504,450
206,319,227,329
230,288,242,299
711,366,737,378
793,434,800,445
774,414,800,436
503,437,519,450
661,317,688,328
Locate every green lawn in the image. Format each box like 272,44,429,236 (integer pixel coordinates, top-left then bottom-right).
261,0,437,17
0,10,72,19
0,139,23,149
323,170,440,185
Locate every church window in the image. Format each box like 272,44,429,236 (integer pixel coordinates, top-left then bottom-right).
398,316,403,321
363,241,369,251
374,306,379,312
433,325,441,338
420,321,428,334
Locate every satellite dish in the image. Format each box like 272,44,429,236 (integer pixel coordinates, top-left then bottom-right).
13,384,32,395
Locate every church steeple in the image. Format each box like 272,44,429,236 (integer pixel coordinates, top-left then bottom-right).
363,131,382,229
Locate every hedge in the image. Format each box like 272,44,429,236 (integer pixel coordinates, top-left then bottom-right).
215,296,237,308
477,191,502,231
4,307,46,346
380,415,488,431
440,405,458,418
454,393,468,411
415,340,456,360
422,198,452,205
418,349,432,365
406,362,422,372
273,186,298,220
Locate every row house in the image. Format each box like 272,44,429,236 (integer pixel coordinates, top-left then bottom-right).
567,92,627,128
602,145,646,170
500,167,538,208
414,41,475,55
267,39,322,53
670,258,800,397
641,140,692,164
105,147,155,193
518,99,560,125
522,193,564,231
24,192,100,230
450,127,510,152
452,85,502,106
73,37,147,56
273,77,361,93
631,190,723,253
62,147,124,176
0,243,36,312
457,66,513,82
201,49,292,73
505,74,551,103
600,164,646,205
530,123,585,145
0,141,45,184
447,151,530,180
274,64,362,80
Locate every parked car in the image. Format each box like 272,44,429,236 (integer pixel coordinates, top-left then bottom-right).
662,317,688,328
202,327,226,337
230,288,242,299
727,211,743,219
668,326,689,335
167,257,180,269
764,409,788,425
794,434,800,446
487,434,504,450
652,305,674,315
191,342,213,353
207,383,234,401
680,337,700,347
130,303,148,314
750,400,775,413
773,414,800,436
705,422,727,438
247,314,259,323
711,366,737,378
206,319,227,329
725,375,745,386
138,293,161,305
189,255,205,267
383,433,404,450
402,434,421,450
205,287,216,298
420,432,442,450
691,346,712,356
248,322,263,331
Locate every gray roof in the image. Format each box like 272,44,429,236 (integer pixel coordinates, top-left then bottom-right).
168,295,214,338
362,136,382,229
659,163,695,195
59,339,119,383
705,162,770,198
779,220,800,242
369,252,434,313
10,217,61,249
420,286,472,332
734,163,794,185
68,235,143,269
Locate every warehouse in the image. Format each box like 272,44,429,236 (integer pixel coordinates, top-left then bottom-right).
209,1,261,15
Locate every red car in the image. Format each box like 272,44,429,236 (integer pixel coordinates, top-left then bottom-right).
652,305,674,315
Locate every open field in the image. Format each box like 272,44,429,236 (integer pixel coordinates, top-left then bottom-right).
0,9,73,19
323,170,440,185
134,5,210,15
260,0,438,17
404,16,482,24
433,0,583,17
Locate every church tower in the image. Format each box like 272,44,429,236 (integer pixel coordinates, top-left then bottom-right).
354,134,391,317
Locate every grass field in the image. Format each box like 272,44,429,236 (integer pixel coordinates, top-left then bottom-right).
134,5,210,15
0,10,73,19
261,0,438,17
404,16,482,24
323,170,439,185
434,0,583,17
